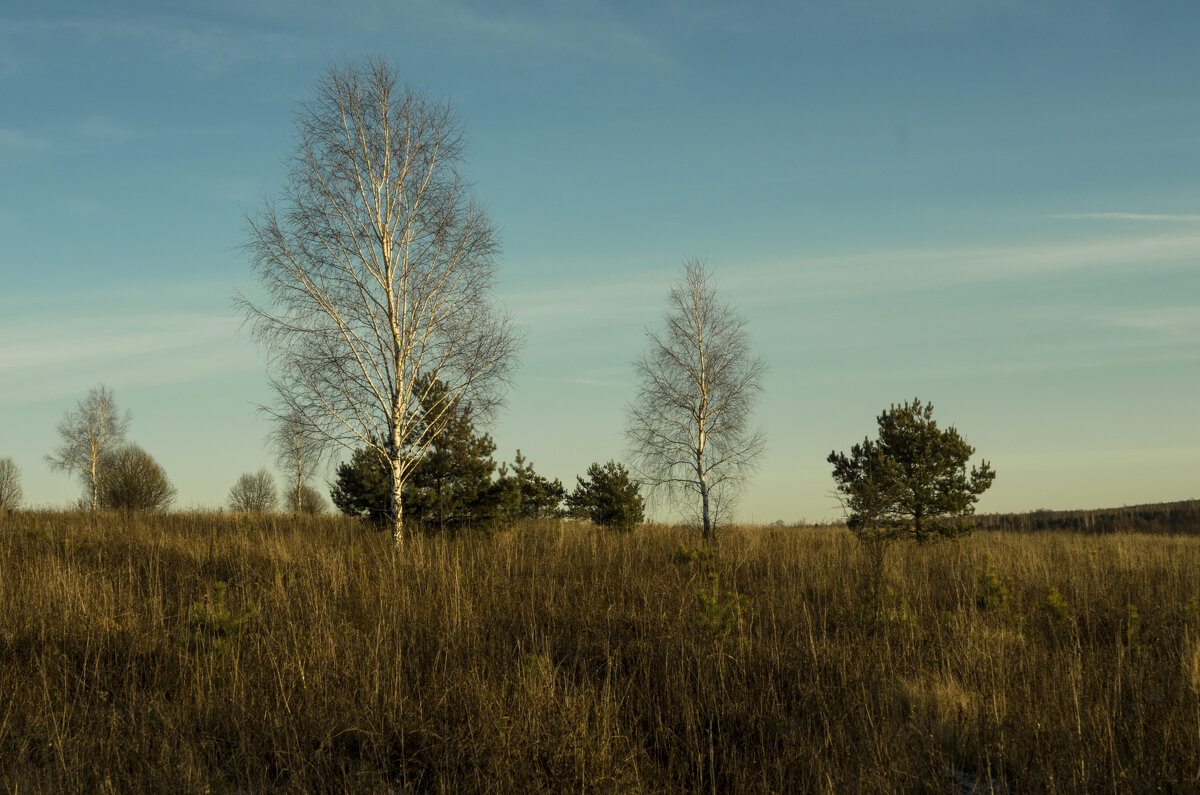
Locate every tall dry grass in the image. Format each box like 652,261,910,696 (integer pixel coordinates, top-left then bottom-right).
1,510,1198,792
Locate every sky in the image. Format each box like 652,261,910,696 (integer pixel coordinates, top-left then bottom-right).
1,0,1197,523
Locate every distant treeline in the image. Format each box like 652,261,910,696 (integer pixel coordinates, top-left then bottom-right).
975,499,1200,535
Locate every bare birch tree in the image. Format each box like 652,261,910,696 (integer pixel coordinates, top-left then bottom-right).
0,458,22,513
626,260,766,540
268,409,326,514
239,58,520,545
45,384,131,511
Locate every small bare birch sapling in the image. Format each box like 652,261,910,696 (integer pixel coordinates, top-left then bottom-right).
45,384,131,511
627,260,765,540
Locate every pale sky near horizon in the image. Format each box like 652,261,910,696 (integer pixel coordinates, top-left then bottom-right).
1,1,1197,522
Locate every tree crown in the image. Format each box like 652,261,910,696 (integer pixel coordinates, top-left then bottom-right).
567,461,645,533
493,450,566,521
828,398,995,542
45,385,131,511
229,469,278,513
239,58,520,544
98,444,176,512
626,259,765,538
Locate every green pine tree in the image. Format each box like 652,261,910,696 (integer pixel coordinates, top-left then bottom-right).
402,377,498,534
494,450,566,521
828,398,995,543
566,461,645,532
330,445,390,523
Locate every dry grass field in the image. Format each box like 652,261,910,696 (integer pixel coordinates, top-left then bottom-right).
2,510,1198,792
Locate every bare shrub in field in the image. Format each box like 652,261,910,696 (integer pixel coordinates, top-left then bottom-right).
228,469,278,513
1,513,1198,791
97,444,176,511
268,409,325,514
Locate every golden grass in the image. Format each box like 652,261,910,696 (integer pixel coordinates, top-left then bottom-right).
1,511,1198,792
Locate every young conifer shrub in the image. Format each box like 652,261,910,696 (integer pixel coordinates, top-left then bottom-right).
1125,604,1149,661
672,543,714,566
1044,587,1070,622
179,581,255,655
857,583,915,630
975,554,1012,611
692,573,752,639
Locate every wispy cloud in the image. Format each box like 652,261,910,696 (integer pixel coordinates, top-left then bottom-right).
808,0,1052,33
807,348,1200,387
1053,213,1200,222
62,199,107,218
563,368,629,389
408,0,677,71
0,127,49,152
1105,306,1200,337
3,15,302,74
1000,444,1200,471
0,312,242,374
501,274,667,326
77,115,139,143
739,232,1200,304
0,308,261,410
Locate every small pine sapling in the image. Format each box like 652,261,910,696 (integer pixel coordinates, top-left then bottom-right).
179,582,255,655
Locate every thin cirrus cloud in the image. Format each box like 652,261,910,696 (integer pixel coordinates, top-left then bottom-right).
563,369,630,389
0,127,49,152
0,312,246,377
413,0,677,70
1105,306,1200,336
0,310,262,410
738,232,1200,304
501,275,666,325
76,115,139,143
0,119,138,161
1052,213,1200,222
4,15,301,74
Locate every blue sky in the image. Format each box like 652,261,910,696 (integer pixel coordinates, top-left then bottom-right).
1,0,1197,522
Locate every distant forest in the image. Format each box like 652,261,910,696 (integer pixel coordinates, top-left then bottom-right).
975,499,1200,535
